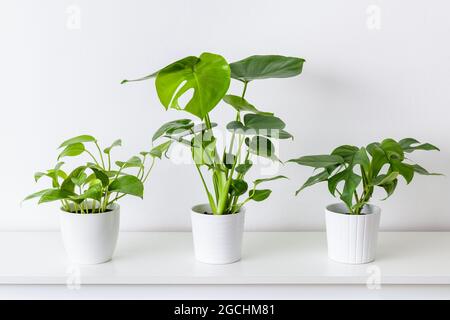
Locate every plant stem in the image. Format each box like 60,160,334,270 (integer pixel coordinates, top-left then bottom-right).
94,141,106,169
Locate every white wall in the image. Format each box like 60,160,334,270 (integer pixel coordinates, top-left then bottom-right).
1,0,449,231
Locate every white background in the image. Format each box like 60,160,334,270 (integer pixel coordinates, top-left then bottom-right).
1,0,449,231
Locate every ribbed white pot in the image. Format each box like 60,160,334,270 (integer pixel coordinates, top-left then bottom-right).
59,204,120,265
191,204,245,264
325,203,381,264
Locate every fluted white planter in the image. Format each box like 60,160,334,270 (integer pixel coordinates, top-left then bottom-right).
325,203,381,264
191,204,245,264
59,204,120,265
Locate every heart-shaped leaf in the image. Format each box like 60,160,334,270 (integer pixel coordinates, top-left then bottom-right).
104,139,122,154
59,135,96,148
58,143,85,160
109,175,144,198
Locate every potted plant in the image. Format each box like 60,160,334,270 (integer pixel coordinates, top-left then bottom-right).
24,135,168,264
122,53,305,264
289,138,440,264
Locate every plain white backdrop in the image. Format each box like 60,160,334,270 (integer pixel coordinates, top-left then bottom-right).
1,0,449,231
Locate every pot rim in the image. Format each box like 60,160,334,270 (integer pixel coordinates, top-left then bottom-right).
326,202,381,216
60,202,120,215
191,203,246,216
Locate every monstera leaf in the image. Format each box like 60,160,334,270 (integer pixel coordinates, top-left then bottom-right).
123,53,230,119
230,55,305,82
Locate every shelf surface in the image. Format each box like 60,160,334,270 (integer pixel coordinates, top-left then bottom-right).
0,231,449,285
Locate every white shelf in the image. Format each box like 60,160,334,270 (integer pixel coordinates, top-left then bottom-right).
0,231,449,285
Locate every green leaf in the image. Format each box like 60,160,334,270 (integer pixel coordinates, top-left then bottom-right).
155,53,231,119
288,155,344,168
353,147,370,173
399,138,440,153
254,175,288,186
244,113,286,130
263,129,293,140
152,119,192,142
90,167,110,187
38,189,76,204
222,95,273,115
109,175,144,198
380,138,404,161
327,167,361,208
412,164,442,176
226,121,246,132
23,189,54,202
331,145,359,162
229,179,248,197
61,166,87,193
104,139,122,154
391,161,414,184
246,136,276,159
371,172,399,186
116,156,143,169
70,184,102,202
249,189,272,202
295,170,329,195
58,143,85,160
235,160,253,175
223,152,236,169
71,172,87,186
366,142,387,177
230,55,305,82
59,135,96,148
150,141,172,159
191,133,216,165
380,179,398,200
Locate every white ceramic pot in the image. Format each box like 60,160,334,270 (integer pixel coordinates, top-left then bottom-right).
191,204,245,264
59,204,120,264
325,203,381,264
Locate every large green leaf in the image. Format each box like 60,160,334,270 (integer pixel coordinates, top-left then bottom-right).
58,143,85,160
222,95,272,115
244,114,286,130
59,135,96,148
288,155,344,168
109,175,144,198
230,55,305,81
380,138,404,161
328,168,362,209
155,53,231,119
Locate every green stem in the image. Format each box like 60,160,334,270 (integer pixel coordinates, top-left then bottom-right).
94,141,106,169
85,150,101,167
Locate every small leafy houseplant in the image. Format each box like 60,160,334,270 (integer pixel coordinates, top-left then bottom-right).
123,53,304,264
289,138,440,264
25,135,164,264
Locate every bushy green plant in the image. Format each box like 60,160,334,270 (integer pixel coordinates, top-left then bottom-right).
123,53,305,215
289,138,440,214
25,135,167,213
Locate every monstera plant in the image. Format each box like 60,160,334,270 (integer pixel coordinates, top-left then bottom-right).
122,53,305,215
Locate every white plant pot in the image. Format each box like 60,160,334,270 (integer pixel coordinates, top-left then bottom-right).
191,204,245,264
325,203,381,264
59,204,120,264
